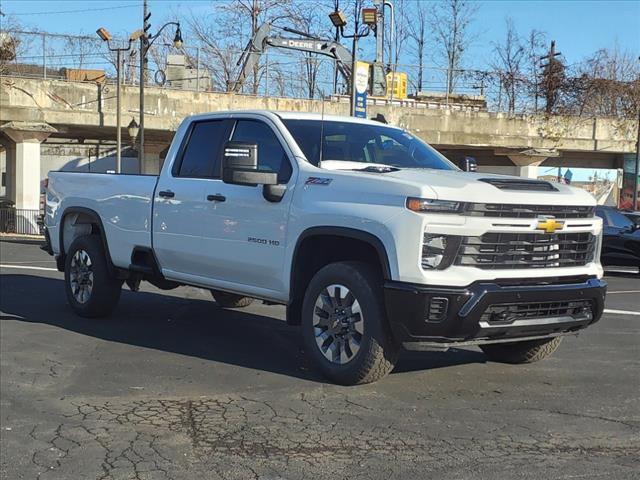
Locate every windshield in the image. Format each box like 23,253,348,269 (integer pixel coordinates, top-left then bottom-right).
282,119,457,171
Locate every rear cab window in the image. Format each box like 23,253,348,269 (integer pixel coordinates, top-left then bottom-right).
174,119,232,178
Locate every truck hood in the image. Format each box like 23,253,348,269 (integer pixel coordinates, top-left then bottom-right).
322,162,596,206
390,169,596,205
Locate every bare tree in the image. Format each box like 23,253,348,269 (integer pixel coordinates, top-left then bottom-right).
430,0,478,95
0,30,19,75
63,35,102,71
564,46,640,118
188,10,239,91
406,1,428,94
491,17,525,113
386,0,411,76
286,2,335,99
522,29,546,112
221,0,294,94
186,0,295,95
0,16,40,76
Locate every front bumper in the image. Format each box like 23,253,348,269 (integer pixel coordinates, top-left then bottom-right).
384,277,606,350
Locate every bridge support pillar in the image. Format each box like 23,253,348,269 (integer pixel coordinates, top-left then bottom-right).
142,143,170,175
0,122,56,233
508,154,549,179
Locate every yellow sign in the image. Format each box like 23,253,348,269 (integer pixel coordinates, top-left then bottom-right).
536,217,564,233
386,72,408,99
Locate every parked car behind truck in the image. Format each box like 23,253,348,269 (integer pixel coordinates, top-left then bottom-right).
595,206,640,272
43,111,607,385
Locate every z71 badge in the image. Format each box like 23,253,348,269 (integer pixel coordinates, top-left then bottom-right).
305,177,332,186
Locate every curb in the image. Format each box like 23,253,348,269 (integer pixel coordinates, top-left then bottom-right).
0,233,45,242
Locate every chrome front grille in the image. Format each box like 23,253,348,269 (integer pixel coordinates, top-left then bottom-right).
455,232,596,269
465,204,595,219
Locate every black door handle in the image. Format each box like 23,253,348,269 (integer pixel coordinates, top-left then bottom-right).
207,194,226,202
158,190,175,198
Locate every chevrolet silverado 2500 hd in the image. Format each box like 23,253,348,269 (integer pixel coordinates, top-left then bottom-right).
43,111,607,385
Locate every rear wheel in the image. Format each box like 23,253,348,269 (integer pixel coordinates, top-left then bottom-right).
64,235,122,318
210,290,254,308
480,336,562,364
302,261,399,385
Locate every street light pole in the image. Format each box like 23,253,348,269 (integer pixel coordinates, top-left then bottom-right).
350,35,358,116
330,6,373,117
96,27,142,173
116,49,122,174
139,0,148,174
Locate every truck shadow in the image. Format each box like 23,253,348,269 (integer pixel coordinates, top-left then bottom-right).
0,274,487,383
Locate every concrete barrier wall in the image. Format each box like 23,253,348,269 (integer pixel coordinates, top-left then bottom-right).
1,76,636,154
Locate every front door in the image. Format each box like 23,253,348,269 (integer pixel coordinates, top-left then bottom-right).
198,118,295,299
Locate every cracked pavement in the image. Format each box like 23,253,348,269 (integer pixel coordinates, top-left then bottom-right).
1,240,639,479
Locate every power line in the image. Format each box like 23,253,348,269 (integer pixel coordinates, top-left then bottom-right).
6,4,138,16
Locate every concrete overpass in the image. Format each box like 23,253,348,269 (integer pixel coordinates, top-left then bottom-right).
1,75,637,214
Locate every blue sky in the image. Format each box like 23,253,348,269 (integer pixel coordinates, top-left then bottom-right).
2,0,639,67
2,0,638,181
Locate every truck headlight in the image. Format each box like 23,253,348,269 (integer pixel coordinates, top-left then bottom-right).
422,234,448,269
407,197,462,213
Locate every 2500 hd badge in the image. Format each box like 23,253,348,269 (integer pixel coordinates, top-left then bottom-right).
248,236,280,246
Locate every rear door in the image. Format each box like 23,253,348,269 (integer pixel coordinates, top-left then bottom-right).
153,118,233,279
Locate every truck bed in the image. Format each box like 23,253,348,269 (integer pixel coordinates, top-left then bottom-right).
46,172,158,269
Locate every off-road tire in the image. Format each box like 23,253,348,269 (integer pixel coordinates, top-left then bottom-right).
211,290,254,308
302,261,399,385
480,336,563,364
64,235,122,318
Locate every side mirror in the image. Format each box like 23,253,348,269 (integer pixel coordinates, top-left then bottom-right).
221,141,278,186
458,156,477,172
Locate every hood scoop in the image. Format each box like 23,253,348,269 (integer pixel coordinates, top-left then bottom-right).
478,178,558,192
356,166,400,173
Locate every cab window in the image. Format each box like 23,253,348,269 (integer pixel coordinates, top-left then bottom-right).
231,120,292,183
176,120,230,178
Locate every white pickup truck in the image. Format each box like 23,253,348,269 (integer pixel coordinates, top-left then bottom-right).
43,110,607,385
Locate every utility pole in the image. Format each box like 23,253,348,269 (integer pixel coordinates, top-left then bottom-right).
251,0,259,95
138,4,182,175
139,0,149,174
540,40,563,115
634,60,640,210
333,0,340,95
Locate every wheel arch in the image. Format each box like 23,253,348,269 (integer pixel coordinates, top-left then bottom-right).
286,226,392,325
59,207,116,274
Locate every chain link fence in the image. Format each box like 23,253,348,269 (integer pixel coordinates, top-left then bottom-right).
1,29,491,106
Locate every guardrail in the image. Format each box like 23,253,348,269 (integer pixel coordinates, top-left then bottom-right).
0,208,43,235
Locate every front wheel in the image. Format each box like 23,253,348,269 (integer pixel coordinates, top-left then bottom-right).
302,261,399,385
64,235,122,318
480,336,563,364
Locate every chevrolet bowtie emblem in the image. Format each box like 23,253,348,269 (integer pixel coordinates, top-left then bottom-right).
536,217,564,233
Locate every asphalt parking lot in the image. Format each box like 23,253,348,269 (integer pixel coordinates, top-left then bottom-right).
1,238,638,480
